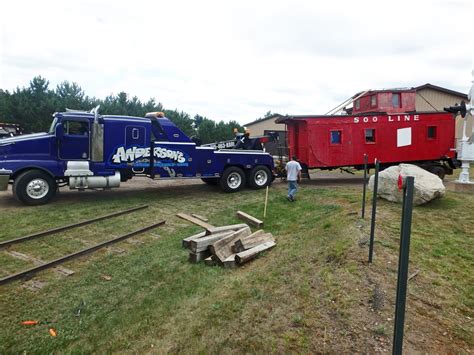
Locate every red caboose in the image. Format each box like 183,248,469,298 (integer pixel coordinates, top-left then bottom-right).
276,111,457,178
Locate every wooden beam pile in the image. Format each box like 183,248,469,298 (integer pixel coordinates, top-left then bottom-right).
178,212,276,268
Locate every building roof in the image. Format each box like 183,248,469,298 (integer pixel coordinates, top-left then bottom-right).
414,83,468,99
244,114,281,127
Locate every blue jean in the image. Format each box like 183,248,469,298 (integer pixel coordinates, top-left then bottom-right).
288,180,298,198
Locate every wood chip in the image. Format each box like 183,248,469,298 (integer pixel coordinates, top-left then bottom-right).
236,211,263,228
101,275,112,281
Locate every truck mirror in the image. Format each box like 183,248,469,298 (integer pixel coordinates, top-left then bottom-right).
55,123,64,139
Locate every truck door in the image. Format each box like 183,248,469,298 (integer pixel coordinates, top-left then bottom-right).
58,118,90,160
126,126,146,147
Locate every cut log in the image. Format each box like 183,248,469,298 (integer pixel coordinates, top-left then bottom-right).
222,254,237,269
234,232,275,253
209,227,251,263
207,223,249,235
236,211,263,228
176,213,215,231
188,250,211,263
191,213,209,222
189,231,234,253
204,256,216,266
235,241,276,265
182,230,207,249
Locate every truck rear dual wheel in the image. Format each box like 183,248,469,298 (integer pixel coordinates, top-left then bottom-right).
247,165,271,189
13,170,57,205
220,166,246,192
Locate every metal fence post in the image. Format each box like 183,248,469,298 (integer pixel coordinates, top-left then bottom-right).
368,159,379,263
392,176,415,355
361,154,368,218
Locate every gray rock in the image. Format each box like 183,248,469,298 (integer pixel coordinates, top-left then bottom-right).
368,164,445,205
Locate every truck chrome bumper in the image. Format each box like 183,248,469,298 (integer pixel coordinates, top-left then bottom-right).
0,169,12,191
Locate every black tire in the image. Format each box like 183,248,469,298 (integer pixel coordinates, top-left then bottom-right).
219,166,246,192
247,165,272,189
201,177,219,186
428,166,446,180
13,170,57,205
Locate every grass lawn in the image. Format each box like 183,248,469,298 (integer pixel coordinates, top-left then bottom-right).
0,180,472,353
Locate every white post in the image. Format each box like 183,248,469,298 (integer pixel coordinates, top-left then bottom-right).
456,71,474,184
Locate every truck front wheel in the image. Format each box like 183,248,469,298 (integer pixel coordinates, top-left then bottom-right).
13,170,57,205
248,165,271,189
220,166,246,192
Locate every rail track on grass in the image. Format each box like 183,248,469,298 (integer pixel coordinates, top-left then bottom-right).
0,205,166,286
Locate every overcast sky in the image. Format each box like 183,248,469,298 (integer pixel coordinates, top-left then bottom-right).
0,0,472,124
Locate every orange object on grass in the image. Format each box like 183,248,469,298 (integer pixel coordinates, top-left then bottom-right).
21,320,39,325
49,328,57,337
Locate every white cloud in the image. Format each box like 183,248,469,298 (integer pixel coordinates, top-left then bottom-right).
0,0,472,124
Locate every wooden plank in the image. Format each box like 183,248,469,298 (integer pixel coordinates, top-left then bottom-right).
234,232,275,253
236,211,264,228
190,231,234,253
207,223,249,235
222,254,237,269
6,251,75,276
232,230,265,253
188,250,211,263
235,241,276,265
209,227,251,263
176,213,215,231
204,256,216,266
182,231,207,249
191,213,209,222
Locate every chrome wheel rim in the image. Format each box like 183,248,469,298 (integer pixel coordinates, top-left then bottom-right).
26,179,49,199
254,169,268,186
227,172,242,189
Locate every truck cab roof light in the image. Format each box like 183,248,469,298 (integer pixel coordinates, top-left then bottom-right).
145,112,165,118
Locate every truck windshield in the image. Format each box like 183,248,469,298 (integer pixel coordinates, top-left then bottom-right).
48,117,58,134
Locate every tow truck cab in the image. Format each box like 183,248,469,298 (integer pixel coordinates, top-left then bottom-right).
0,108,274,205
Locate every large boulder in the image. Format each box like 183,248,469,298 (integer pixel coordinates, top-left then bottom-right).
368,164,445,205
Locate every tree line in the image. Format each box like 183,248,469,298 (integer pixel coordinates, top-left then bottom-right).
0,76,245,144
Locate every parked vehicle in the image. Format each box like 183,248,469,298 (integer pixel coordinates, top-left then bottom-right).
0,107,274,205
276,111,457,179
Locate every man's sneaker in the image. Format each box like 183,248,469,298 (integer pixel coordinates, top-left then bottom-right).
287,196,292,202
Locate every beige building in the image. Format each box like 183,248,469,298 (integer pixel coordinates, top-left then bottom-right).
414,83,471,139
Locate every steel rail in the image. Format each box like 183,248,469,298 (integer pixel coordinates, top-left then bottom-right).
0,220,165,286
0,205,148,249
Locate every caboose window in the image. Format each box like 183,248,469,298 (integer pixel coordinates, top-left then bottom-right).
370,95,377,107
355,99,360,110
392,93,401,108
330,130,342,144
365,128,376,143
427,126,437,139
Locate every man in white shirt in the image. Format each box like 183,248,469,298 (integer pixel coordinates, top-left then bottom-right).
285,156,302,202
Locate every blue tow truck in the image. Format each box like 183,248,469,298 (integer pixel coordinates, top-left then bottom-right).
0,107,275,205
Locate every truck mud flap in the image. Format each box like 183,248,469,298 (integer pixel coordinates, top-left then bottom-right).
0,169,12,191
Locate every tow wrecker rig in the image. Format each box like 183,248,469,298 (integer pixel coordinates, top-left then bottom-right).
0,108,275,205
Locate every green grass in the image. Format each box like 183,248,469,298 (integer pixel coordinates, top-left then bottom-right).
0,181,472,353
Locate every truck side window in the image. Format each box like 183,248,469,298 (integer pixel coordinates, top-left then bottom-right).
330,130,342,144
365,128,376,143
427,126,437,139
65,120,89,136
151,119,168,141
